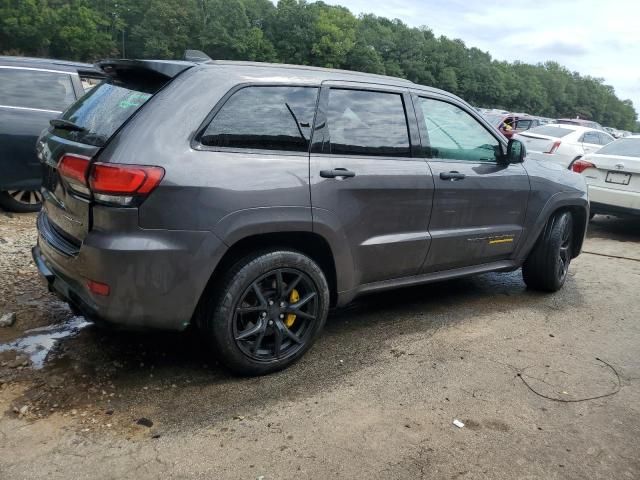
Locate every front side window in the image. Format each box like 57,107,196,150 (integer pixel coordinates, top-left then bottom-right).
417,97,500,162
326,89,410,157
201,86,319,152
0,68,75,111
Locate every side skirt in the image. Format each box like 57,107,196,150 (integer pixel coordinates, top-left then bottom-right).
336,260,519,307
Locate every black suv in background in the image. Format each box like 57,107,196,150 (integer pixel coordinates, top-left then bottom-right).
0,57,103,212
33,59,589,375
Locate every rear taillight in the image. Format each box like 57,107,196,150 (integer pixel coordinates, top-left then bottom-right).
89,163,165,206
59,155,165,206
90,163,164,194
58,154,91,195
571,159,596,174
545,141,561,154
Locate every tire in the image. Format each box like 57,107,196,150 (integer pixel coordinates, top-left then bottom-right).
0,190,43,213
199,249,330,376
522,211,573,292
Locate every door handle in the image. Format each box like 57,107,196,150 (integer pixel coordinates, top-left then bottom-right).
440,171,466,181
320,168,356,179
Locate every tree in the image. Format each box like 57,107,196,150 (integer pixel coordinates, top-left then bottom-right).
0,0,636,130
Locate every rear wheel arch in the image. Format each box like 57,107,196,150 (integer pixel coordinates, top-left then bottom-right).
199,231,338,310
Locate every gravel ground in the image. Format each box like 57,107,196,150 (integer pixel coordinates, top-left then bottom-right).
0,211,639,479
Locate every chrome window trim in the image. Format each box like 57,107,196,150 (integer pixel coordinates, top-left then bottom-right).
0,65,77,75
0,104,62,114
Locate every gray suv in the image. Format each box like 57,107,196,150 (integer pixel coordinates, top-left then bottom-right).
33,59,589,375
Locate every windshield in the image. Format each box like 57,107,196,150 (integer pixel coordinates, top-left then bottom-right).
595,137,640,157
54,77,162,146
525,125,575,138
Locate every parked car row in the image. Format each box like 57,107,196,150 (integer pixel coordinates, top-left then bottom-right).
514,124,615,167
480,110,552,139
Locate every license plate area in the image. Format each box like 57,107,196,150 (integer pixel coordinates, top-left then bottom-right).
605,171,631,185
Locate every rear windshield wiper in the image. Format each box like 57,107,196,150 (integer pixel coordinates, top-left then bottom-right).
50,118,87,132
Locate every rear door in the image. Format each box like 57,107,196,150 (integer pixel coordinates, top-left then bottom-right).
413,94,530,272
37,65,180,244
0,66,76,190
310,82,433,285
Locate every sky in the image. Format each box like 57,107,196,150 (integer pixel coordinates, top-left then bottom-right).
323,0,640,116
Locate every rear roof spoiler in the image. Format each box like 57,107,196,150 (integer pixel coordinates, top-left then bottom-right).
96,59,196,79
183,50,212,62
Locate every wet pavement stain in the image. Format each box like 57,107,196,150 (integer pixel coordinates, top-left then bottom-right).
0,316,90,368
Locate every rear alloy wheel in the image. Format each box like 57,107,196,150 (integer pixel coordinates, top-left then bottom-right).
0,190,43,213
201,250,330,375
522,211,573,292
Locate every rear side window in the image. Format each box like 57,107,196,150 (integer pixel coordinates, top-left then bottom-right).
582,131,600,144
596,138,640,157
0,67,75,111
527,126,574,138
326,89,410,157
201,86,319,152
56,78,162,147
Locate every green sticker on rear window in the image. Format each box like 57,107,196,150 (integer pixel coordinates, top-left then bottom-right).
119,92,152,109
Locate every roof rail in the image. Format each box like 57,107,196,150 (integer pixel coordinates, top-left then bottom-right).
183,50,211,62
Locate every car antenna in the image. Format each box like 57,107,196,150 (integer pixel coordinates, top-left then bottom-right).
183,50,212,63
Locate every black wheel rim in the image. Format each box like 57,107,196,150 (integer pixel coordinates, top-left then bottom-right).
8,190,43,206
557,215,572,281
232,268,319,362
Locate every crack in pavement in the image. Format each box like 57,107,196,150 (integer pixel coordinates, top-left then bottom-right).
582,251,640,262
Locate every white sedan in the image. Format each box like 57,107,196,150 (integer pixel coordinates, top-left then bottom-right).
515,124,614,168
570,135,640,217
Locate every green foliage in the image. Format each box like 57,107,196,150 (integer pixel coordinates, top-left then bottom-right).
1,0,637,129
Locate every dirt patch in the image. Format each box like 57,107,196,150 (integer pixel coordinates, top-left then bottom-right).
0,212,639,479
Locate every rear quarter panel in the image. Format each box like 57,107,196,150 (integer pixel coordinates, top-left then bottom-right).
99,65,315,239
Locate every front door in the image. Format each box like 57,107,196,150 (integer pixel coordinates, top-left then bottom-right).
310,83,434,286
413,95,530,273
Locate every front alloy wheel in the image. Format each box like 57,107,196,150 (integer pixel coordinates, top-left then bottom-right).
522,211,574,292
556,214,573,284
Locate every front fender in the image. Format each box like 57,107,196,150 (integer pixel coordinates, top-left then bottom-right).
516,190,589,261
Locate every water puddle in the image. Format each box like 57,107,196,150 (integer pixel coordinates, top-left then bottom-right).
0,316,91,368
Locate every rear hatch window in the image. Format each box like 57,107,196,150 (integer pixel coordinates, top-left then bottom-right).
39,67,182,248
52,77,163,147
523,126,574,138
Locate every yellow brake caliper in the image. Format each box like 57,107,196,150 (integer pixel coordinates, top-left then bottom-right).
285,289,299,327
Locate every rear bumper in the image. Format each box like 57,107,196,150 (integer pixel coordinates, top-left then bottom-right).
33,212,226,330
588,185,640,216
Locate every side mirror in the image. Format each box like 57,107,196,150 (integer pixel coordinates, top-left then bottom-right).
506,138,526,163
